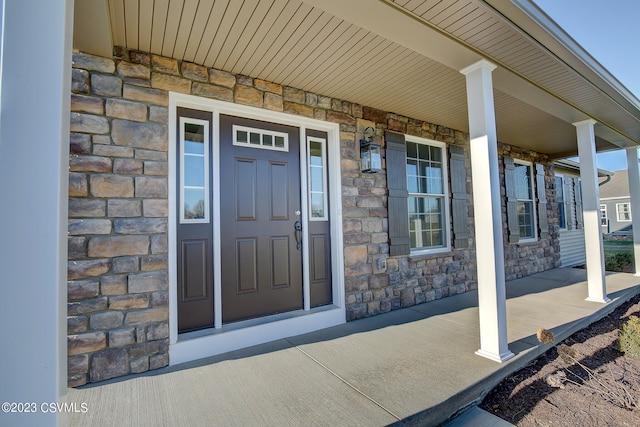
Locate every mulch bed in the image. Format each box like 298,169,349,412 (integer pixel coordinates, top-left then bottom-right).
480,293,640,426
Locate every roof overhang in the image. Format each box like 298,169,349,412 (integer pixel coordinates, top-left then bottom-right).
73,0,640,158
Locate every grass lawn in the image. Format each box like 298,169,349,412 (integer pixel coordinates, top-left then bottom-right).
603,240,635,272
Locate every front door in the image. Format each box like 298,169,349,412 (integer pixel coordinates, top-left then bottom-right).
219,115,303,323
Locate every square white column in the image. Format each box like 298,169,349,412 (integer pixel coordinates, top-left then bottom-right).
626,147,640,276
461,60,514,363
574,120,609,303
0,0,73,425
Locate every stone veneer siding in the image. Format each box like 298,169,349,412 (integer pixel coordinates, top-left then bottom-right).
67,49,559,386
498,145,561,279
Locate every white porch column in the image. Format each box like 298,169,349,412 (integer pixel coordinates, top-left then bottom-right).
626,147,640,275
0,0,73,426
461,60,514,363
574,120,609,303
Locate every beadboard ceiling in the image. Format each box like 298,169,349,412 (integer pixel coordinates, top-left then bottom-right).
74,0,640,158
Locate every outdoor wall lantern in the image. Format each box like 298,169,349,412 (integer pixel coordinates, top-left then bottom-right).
360,127,382,173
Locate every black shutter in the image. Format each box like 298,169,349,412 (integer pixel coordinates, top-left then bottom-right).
574,178,584,229
385,131,410,256
535,164,549,239
504,157,519,243
564,177,574,230
449,146,469,248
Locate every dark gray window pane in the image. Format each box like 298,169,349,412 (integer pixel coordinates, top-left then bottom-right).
406,141,417,158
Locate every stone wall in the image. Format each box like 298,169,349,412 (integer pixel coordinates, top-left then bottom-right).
498,145,561,280
68,48,559,385
342,116,476,321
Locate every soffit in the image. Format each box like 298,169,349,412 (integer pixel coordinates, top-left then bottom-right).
390,0,640,148
81,0,640,157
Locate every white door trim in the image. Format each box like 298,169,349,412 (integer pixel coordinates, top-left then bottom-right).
168,92,345,365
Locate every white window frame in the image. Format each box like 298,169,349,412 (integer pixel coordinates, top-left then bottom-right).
514,159,537,242
405,135,450,255
307,136,328,221
616,202,632,222
232,124,289,152
179,117,210,224
168,93,345,367
600,204,608,226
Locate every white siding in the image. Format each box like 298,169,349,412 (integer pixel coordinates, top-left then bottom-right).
559,229,586,267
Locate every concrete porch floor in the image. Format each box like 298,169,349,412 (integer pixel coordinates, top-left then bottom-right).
67,268,640,426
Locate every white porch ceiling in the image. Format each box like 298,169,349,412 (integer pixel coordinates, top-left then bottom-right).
74,0,640,158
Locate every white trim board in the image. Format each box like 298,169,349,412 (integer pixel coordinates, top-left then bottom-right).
168,92,345,365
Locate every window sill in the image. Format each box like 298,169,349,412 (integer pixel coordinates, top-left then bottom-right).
517,238,538,246
408,246,452,261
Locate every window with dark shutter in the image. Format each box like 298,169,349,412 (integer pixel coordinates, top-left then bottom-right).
449,146,469,248
536,164,549,238
385,131,410,256
574,178,584,229
564,177,574,230
504,157,520,243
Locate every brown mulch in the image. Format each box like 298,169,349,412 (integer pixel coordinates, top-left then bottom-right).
480,293,640,427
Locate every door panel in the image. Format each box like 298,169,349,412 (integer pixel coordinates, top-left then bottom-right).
269,162,289,219
181,240,208,300
176,108,214,332
220,115,303,323
271,236,291,288
306,129,332,307
234,159,257,220
235,238,258,293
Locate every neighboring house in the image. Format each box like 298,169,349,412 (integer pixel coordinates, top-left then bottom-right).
599,169,633,234
553,159,612,267
4,1,640,418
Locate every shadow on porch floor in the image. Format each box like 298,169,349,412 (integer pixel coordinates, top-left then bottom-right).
68,267,640,426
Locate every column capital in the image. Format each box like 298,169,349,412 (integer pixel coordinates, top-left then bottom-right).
460,59,497,75
572,118,597,128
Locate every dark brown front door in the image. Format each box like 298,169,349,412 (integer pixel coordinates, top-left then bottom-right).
220,115,303,323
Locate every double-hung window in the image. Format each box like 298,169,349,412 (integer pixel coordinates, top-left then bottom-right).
406,137,449,252
514,160,536,240
600,204,608,226
617,202,632,222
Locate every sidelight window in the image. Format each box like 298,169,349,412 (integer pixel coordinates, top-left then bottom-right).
307,137,328,220
180,117,210,223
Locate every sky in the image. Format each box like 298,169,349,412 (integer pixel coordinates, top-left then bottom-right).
534,0,640,172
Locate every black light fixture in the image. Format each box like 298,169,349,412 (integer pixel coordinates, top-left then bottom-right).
360,126,382,173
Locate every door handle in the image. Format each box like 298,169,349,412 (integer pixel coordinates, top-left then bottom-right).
294,220,302,250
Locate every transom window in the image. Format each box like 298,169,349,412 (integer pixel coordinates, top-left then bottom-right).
406,138,448,251
233,125,288,152
514,160,536,240
616,203,632,222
